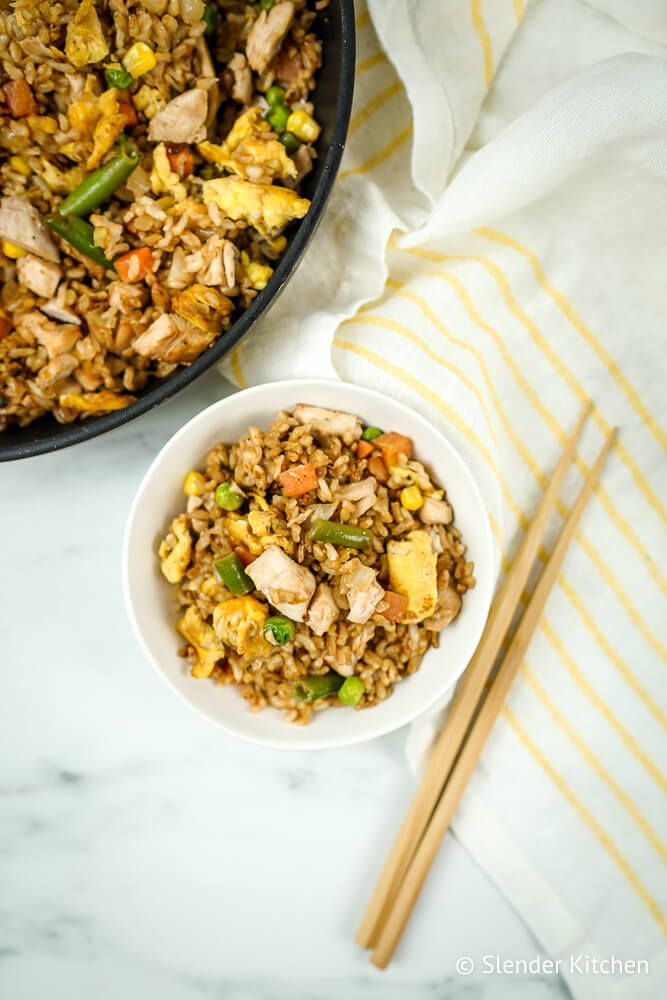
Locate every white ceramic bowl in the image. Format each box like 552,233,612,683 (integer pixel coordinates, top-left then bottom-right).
123,379,494,750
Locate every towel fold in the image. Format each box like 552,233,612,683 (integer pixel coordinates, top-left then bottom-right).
223,3,667,995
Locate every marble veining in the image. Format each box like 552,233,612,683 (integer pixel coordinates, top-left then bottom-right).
1,372,570,999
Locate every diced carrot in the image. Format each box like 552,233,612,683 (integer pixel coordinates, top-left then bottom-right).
376,431,413,469
278,462,319,497
356,440,374,459
0,315,11,340
380,590,408,622
115,246,154,283
368,454,388,483
118,101,138,128
3,79,37,118
234,545,256,567
167,144,194,179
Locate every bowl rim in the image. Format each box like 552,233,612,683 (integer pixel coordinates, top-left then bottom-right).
122,378,495,750
0,1,357,463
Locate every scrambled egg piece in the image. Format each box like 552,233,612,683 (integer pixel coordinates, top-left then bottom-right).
387,529,438,624
87,89,126,169
158,514,192,584
178,606,225,678
225,511,294,556
213,596,271,659
172,284,233,334
198,108,296,181
65,0,109,69
150,143,187,201
241,251,273,291
202,177,309,238
59,390,135,413
68,75,99,137
134,85,166,120
39,159,86,194
199,133,297,182
225,107,270,150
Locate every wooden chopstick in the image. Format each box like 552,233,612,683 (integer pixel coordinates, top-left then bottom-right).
370,426,617,969
356,401,593,950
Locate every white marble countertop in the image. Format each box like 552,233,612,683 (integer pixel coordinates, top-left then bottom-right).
2,372,571,1000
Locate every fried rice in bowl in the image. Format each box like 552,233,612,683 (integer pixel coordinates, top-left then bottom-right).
123,380,495,750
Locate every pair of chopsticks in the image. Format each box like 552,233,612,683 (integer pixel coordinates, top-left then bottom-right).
356,401,616,969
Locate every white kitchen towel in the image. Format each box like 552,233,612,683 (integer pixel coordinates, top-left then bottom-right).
222,2,667,997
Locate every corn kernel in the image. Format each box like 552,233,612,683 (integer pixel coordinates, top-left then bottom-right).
400,485,423,511
9,156,31,177
27,115,58,134
183,471,207,497
123,42,157,79
2,240,26,260
285,109,321,144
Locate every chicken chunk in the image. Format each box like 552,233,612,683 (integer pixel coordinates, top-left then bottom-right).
339,559,384,625
419,496,453,525
40,299,81,326
34,353,78,388
294,403,363,444
148,88,208,144
246,1,295,75
245,545,316,622
177,606,224,678
305,583,339,636
16,254,62,299
337,477,377,515
202,176,309,238
15,311,79,358
132,313,214,364
387,530,438,624
213,596,270,659
228,52,253,105
424,583,462,632
0,196,59,263
158,514,192,584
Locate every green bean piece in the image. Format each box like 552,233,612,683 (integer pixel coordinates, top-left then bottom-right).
279,131,300,155
266,103,290,134
214,553,254,596
362,426,383,441
203,3,217,36
265,85,286,108
338,676,365,706
104,66,133,90
308,519,372,549
46,215,116,270
58,145,140,218
260,0,276,9
263,615,296,646
292,673,344,704
215,481,244,511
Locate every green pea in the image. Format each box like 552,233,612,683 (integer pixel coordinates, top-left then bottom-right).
260,0,275,9
266,103,290,134
362,426,383,441
215,481,244,511
203,3,217,36
105,66,133,90
338,676,365,707
279,131,300,155
265,85,286,108
263,615,296,646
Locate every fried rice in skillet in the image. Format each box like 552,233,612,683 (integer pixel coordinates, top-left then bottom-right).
0,0,327,430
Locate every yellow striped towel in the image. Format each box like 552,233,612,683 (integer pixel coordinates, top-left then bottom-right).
223,3,667,995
